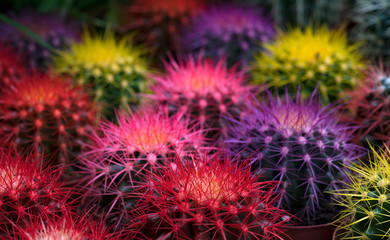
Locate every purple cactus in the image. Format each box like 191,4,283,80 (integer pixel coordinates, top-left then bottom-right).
226,89,364,225
182,5,275,67
0,10,80,69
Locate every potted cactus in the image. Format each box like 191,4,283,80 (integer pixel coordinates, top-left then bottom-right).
125,149,294,239
226,89,364,239
333,145,390,240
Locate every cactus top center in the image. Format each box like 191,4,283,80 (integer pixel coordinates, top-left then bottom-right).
273,109,314,133
32,226,83,240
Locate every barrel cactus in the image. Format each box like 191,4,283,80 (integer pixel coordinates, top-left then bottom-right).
347,65,390,150
226,89,363,225
126,150,293,239
251,25,364,103
0,72,95,167
124,0,204,60
0,11,79,70
79,107,204,228
350,0,390,65
151,55,254,142
182,4,275,67
333,145,390,240
54,31,149,119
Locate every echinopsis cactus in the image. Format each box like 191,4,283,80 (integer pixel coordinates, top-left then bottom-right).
151,55,254,142
54,32,149,119
0,147,71,233
226,89,363,225
79,107,203,228
333,145,390,240
251,25,363,103
351,0,390,65
9,210,119,240
0,45,25,89
347,66,390,150
126,150,293,239
0,72,95,167
124,0,203,60
0,11,79,69
182,5,275,67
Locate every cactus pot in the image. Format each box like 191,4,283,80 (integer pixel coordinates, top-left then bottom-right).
283,223,336,240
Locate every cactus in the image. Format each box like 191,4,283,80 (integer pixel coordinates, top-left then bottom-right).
0,11,79,70
346,66,390,151
0,147,71,233
9,210,120,240
182,4,275,68
150,55,255,142
124,0,204,61
251,25,364,103
79,107,204,228
0,45,25,90
225,89,363,225
350,0,390,66
333,145,390,240
0,72,95,168
126,149,293,239
54,32,149,119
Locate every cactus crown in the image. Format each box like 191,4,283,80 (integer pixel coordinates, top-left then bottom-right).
133,0,202,14
55,32,147,72
334,145,390,239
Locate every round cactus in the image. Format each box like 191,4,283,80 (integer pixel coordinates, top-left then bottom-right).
333,145,390,240
251,25,364,103
351,0,390,65
9,210,119,240
346,65,390,150
124,0,204,60
150,55,255,142
182,5,275,68
225,89,363,225
79,107,204,228
0,45,25,90
0,147,71,233
54,32,149,119
126,150,293,240
0,72,95,167
0,11,79,70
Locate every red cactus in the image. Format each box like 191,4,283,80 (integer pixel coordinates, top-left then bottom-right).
8,210,120,240
0,147,72,233
150,55,255,142
346,64,390,149
79,106,204,228
0,45,25,89
0,72,95,167
126,150,293,240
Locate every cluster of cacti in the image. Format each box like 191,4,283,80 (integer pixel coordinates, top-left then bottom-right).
79,107,204,228
226,89,363,225
0,11,79,69
0,147,71,233
350,0,390,65
0,72,95,167
124,0,204,60
251,25,363,103
182,5,275,67
54,32,149,119
0,45,25,89
334,145,390,240
347,66,390,150
151,55,254,142
9,210,119,240
126,150,293,239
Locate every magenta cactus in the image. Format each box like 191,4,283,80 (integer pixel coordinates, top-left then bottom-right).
125,149,294,239
182,5,275,67
226,89,364,225
0,11,79,69
150,55,255,142
79,106,204,228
